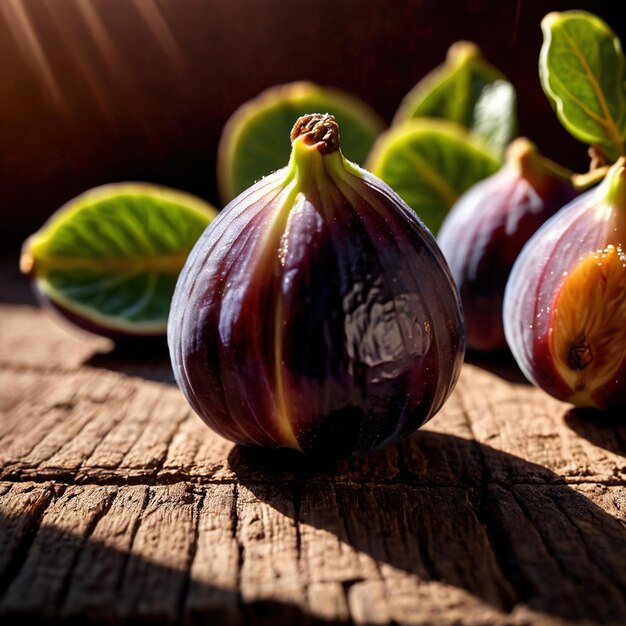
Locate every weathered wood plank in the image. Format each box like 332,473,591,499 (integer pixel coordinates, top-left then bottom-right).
1,485,115,619
0,303,110,372
183,482,241,624
60,485,149,620
3,287,626,625
0,482,56,592
0,369,137,479
1,480,626,625
458,365,626,485
474,483,626,624
114,483,201,622
236,484,306,619
2,361,626,490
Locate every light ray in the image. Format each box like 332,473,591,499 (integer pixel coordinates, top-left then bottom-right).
0,0,66,112
41,0,116,123
130,0,188,75
73,1,131,86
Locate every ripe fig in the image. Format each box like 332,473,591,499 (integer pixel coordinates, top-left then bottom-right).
168,114,465,458
438,139,577,351
504,157,626,410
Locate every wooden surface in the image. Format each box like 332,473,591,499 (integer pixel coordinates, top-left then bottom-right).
2,263,626,625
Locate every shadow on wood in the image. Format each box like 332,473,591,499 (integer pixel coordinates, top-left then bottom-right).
83,342,176,386
564,408,626,458
1,437,626,623
228,431,626,623
464,349,530,386
0,501,335,626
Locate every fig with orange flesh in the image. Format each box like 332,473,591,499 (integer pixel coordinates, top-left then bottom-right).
168,114,465,458
504,157,626,409
438,139,577,351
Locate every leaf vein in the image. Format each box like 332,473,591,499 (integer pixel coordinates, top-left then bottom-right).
560,25,624,149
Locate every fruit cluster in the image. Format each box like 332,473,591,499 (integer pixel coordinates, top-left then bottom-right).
20,10,626,458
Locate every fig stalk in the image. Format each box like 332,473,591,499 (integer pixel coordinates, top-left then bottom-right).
168,114,465,458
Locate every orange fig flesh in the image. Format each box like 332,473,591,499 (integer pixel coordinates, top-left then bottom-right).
550,244,626,407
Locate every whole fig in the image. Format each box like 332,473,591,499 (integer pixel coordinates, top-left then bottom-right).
438,139,577,351
504,157,626,410
168,114,465,458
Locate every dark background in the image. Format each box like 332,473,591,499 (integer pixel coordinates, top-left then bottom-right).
1,0,624,251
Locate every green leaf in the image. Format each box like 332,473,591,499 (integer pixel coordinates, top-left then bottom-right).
393,41,517,153
367,119,500,234
540,10,626,161
218,81,385,203
472,80,518,154
21,183,217,335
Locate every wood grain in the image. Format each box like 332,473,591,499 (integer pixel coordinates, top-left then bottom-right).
2,271,626,625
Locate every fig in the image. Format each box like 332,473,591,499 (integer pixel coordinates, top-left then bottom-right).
438,139,578,351
504,157,626,410
20,183,217,339
169,114,465,458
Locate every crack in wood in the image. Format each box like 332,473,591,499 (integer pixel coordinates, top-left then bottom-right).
113,487,150,596
176,487,205,619
292,484,304,566
55,489,117,613
0,361,81,376
468,486,527,610
0,483,62,597
139,407,192,479
79,386,160,472
3,465,626,490
232,483,244,615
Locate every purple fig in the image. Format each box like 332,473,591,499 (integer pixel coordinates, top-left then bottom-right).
438,138,577,351
504,157,626,410
168,114,465,458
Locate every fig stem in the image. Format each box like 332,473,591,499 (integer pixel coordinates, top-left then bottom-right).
588,145,611,171
571,146,616,191
506,138,573,184
571,166,611,191
290,114,340,155
603,156,626,209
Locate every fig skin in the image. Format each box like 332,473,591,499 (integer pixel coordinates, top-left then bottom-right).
504,158,626,410
438,139,577,351
168,114,465,459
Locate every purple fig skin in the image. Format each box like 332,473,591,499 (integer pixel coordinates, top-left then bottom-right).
168,114,465,459
504,159,626,410
437,139,577,352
